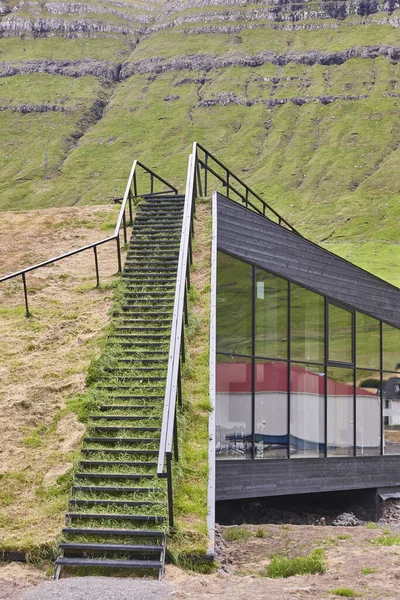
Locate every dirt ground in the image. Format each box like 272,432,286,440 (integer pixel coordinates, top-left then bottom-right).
0,205,126,550
2,522,400,599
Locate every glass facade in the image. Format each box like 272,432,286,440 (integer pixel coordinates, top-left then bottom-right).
290,363,325,458
216,250,400,460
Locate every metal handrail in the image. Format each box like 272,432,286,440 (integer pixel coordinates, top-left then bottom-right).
194,141,299,235
0,161,178,316
157,141,298,530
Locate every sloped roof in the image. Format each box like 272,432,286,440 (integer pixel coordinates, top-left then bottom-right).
217,193,400,328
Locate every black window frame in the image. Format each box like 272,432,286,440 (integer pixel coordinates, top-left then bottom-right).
216,249,400,460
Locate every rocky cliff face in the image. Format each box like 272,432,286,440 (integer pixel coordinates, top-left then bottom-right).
1,0,400,254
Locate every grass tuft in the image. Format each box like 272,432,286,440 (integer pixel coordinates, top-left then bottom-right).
329,588,361,598
371,535,400,546
361,566,377,575
255,527,265,538
223,527,251,542
263,548,326,579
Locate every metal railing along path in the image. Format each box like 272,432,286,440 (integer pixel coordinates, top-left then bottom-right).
157,152,196,528
157,141,298,529
194,142,299,235
0,161,178,317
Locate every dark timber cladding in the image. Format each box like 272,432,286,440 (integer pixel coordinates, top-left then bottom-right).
216,456,400,501
217,193,400,328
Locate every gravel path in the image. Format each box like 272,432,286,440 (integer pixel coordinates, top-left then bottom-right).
16,577,172,600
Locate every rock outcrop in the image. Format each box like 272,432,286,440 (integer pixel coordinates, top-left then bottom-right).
120,45,400,78
0,59,121,79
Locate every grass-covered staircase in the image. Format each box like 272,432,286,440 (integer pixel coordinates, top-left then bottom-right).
54,193,185,580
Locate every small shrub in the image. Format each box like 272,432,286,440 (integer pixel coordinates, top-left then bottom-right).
329,588,360,597
372,535,400,546
337,534,351,540
366,522,378,529
223,527,251,542
255,528,265,538
324,536,338,547
361,566,377,575
263,548,326,579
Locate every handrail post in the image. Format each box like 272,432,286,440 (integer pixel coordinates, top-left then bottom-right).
128,189,133,226
186,261,191,290
204,153,208,196
93,245,100,287
193,166,197,199
150,173,154,194
226,171,230,199
184,286,188,326
116,235,122,273
191,199,195,236
122,209,127,245
173,408,179,462
196,159,203,198
177,362,182,408
22,272,30,317
181,321,185,363
133,171,138,197
188,234,193,267
166,452,174,530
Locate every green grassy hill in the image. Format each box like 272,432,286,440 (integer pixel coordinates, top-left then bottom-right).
0,0,400,282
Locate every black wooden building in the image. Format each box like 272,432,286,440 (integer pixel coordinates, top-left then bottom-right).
214,192,400,505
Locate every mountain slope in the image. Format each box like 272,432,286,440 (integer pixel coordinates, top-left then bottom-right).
0,0,399,281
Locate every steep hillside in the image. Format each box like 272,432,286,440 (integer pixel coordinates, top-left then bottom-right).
0,0,400,281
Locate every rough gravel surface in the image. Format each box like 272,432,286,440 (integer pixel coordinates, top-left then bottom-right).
15,577,172,600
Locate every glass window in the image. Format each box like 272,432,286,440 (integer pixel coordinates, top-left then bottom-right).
290,364,325,458
356,369,381,456
329,304,353,364
290,284,325,363
255,269,288,359
383,369,400,455
327,367,354,456
382,323,400,373
356,313,380,370
216,355,252,460
216,252,252,356
255,359,287,459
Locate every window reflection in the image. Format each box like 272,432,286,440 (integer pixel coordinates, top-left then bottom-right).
356,313,380,370
327,367,354,456
215,253,400,460
329,304,353,364
383,367,400,455
291,284,324,363
255,270,288,359
255,360,287,459
216,252,252,355
383,323,400,373
216,355,252,460
290,364,325,458
356,369,381,456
